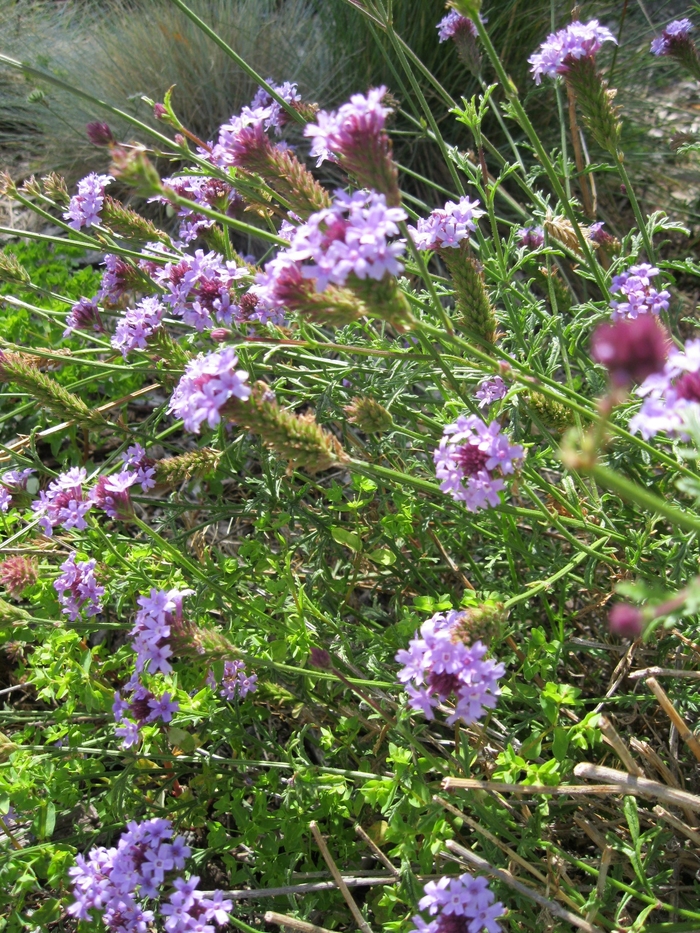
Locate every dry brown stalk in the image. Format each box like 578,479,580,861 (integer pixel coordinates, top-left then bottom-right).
435,795,550,886
599,715,645,776
354,824,400,879
216,875,396,900
653,805,700,847
645,676,700,764
310,821,374,933
629,667,700,680
264,912,337,933
442,777,625,796
586,846,612,924
444,840,604,933
574,762,700,811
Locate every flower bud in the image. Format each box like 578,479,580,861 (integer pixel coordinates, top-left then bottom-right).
591,316,669,388
309,647,333,669
86,122,116,147
344,396,393,434
609,603,644,639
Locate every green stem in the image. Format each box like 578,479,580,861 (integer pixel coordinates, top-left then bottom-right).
615,154,655,261
591,463,700,535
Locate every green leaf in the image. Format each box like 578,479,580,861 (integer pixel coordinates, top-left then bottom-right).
368,548,396,566
331,526,362,552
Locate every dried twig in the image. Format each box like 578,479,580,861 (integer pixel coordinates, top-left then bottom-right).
354,824,400,879
264,911,337,933
599,715,644,776
215,875,396,900
653,805,700,847
444,840,604,933
645,676,700,764
310,821,374,933
442,777,625,796
574,762,700,811
628,667,700,680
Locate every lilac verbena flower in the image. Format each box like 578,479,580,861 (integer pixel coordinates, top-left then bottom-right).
651,19,694,56
63,173,113,230
591,316,669,388
277,189,406,291
64,296,105,337
250,79,300,133
129,587,192,676
408,197,485,250
152,249,249,330
529,20,617,84
396,609,505,725
0,487,11,513
305,86,389,166
434,415,524,512
114,681,179,749
121,444,157,491
111,296,165,358
517,225,545,250
55,553,104,621
31,467,92,536
154,176,243,244
437,11,477,42
68,817,232,931
410,873,505,933
2,467,34,489
475,376,507,409
630,339,700,439
609,263,670,321
215,659,258,700
91,470,137,520
168,346,251,434
99,254,141,303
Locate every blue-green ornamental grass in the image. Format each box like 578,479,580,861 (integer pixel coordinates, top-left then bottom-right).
3,2,700,931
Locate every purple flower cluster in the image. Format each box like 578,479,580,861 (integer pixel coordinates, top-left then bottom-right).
68,817,232,932
63,173,112,230
100,254,139,303
475,376,507,409
410,873,505,933
0,467,34,512
396,609,505,725
90,470,137,520
168,347,251,434
32,467,92,536
630,339,700,439
267,189,406,292
121,444,157,491
113,682,179,749
408,197,485,250
211,81,299,168
212,659,258,700
55,552,104,621
609,263,670,321
528,20,617,84
437,11,477,43
130,587,191,676
305,86,389,166
434,415,524,512
64,297,105,337
651,19,694,56
250,79,300,133
153,249,250,330
157,175,242,244
517,225,545,250
112,296,165,358
591,315,669,388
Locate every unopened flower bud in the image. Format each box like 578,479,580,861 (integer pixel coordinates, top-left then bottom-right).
86,121,116,147
609,603,644,638
210,328,232,342
591,316,669,387
154,103,168,119
344,396,393,434
109,146,163,197
309,647,333,669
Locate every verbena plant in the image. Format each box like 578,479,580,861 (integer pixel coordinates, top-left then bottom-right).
2,2,700,932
